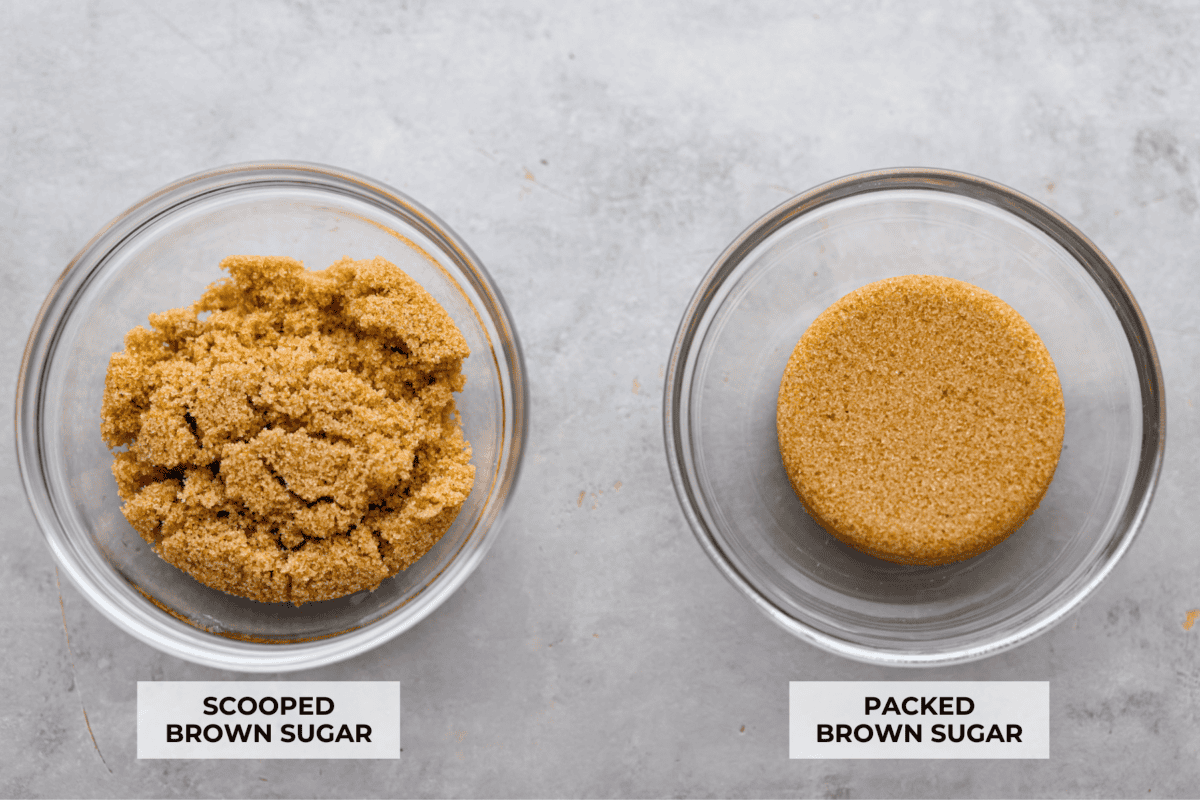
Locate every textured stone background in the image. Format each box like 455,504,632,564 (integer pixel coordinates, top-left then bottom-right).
3,1,1199,797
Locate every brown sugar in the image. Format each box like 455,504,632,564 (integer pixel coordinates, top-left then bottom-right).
776,275,1064,566
101,255,475,603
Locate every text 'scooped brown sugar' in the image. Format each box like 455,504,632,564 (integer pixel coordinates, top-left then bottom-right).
777,275,1065,566
101,255,475,604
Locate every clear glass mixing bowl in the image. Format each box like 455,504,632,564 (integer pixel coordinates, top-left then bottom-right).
665,168,1165,666
16,162,527,671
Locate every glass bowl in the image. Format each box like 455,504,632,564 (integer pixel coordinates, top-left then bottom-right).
16,162,527,672
664,168,1165,666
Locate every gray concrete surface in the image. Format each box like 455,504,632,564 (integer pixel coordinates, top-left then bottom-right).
3,1,1199,797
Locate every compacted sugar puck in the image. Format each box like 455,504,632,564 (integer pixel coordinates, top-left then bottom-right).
776,274,1065,565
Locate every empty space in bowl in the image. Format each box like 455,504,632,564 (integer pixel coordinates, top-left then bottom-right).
682,188,1144,657
35,177,513,646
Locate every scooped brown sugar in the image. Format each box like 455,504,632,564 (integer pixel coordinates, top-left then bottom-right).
776,275,1064,566
101,255,475,603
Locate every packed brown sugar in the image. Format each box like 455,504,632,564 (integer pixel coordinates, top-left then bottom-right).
101,255,475,604
776,275,1064,566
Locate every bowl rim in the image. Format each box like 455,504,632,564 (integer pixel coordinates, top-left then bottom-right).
15,160,529,671
663,166,1166,666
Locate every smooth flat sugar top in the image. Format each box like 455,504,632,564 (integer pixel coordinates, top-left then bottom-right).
101,255,475,604
776,274,1065,566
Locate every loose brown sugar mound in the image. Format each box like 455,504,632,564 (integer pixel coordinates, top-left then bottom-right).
101,255,475,603
776,275,1064,566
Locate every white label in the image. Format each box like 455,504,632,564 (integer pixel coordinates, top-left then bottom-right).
137,682,400,759
789,681,1049,759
